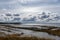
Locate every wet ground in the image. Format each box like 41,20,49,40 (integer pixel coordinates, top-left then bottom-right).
0,24,60,40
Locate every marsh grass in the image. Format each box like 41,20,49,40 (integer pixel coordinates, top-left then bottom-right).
0,25,60,40
0,34,53,40
47,30,60,36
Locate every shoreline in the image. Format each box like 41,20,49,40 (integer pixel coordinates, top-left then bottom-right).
0,24,60,40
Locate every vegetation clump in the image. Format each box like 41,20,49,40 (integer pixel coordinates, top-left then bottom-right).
0,34,53,40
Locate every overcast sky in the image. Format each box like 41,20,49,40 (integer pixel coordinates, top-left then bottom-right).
0,0,60,14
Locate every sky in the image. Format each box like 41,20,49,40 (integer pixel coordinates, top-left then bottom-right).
0,0,60,14
0,0,60,23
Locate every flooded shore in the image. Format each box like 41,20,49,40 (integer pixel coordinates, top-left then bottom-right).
0,24,60,40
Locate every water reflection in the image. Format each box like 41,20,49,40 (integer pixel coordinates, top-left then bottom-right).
0,24,60,40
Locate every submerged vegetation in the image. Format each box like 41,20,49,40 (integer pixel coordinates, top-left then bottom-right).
0,34,53,40
0,24,60,40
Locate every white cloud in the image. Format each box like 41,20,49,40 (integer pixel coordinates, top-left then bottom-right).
0,0,59,9
0,0,59,7
17,0,58,4
0,0,16,4
37,0,58,2
0,0,59,14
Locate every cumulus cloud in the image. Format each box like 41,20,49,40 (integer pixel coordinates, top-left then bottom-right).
0,0,60,23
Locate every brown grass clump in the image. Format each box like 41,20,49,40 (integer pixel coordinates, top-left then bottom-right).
0,34,53,40
47,30,60,36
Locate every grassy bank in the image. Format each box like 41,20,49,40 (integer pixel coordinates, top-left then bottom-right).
47,29,60,36
0,34,53,40
0,25,60,40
